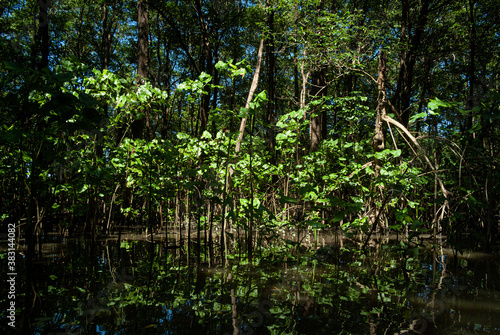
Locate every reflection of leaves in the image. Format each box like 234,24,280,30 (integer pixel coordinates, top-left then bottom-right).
34,236,462,335
278,194,297,204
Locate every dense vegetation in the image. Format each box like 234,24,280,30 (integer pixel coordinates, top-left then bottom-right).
1,0,499,261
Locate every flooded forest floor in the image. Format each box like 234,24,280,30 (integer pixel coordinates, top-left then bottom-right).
1,226,499,334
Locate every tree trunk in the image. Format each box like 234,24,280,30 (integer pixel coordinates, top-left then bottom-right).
373,51,387,177
101,2,112,70
394,0,430,128
309,67,327,153
367,51,388,235
266,8,276,158
35,0,49,70
133,0,149,139
195,0,213,137
466,0,476,132
309,0,327,153
233,39,265,155
137,0,149,80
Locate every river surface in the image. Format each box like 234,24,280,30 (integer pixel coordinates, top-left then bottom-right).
1,230,499,334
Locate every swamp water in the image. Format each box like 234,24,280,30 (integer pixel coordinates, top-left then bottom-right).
1,231,499,334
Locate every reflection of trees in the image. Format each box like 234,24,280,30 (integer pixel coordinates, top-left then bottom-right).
24,237,499,334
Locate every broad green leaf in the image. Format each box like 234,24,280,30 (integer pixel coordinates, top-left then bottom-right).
278,195,297,204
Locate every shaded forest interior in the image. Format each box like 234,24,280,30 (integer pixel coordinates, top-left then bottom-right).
1,0,500,262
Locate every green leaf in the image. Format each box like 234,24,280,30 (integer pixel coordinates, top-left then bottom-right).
409,112,427,124
305,219,323,229
199,72,212,83
201,131,212,139
232,68,246,78
278,194,297,204
391,149,402,158
239,107,250,117
215,60,227,71
252,197,261,209
78,184,89,193
255,90,267,101
177,132,190,140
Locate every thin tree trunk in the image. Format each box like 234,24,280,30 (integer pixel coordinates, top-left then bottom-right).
467,0,476,133
394,0,430,128
228,272,239,335
233,38,265,155
137,0,149,79
194,0,215,137
76,5,85,61
133,0,149,139
101,2,111,70
266,8,276,158
35,0,49,70
309,0,327,153
309,67,327,153
248,115,256,264
367,51,388,235
373,51,387,177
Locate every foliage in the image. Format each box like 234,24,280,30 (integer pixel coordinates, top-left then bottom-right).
0,0,499,258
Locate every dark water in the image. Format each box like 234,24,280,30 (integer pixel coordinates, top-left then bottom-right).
1,232,499,334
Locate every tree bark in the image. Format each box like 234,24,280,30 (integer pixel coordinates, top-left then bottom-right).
137,0,149,80
133,0,149,139
373,51,387,177
367,51,388,234
266,8,276,157
101,2,112,70
466,0,476,132
309,67,327,153
234,38,265,155
194,0,212,137
394,0,430,128
35,0,49,70
309,0,327,153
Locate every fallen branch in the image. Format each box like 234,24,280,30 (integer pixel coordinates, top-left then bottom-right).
381,113,451,198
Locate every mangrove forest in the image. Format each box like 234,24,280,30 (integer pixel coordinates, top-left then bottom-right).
0,0,499,334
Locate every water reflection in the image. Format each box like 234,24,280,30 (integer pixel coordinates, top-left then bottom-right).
1,232,498,334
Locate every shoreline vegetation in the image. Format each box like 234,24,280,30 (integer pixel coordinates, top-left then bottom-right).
1,0,499,333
